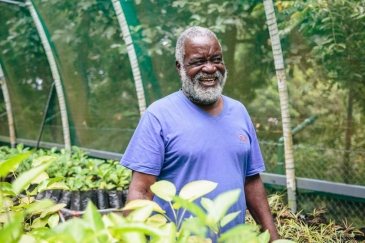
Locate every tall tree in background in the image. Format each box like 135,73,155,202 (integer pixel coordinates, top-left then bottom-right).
283,0,365,183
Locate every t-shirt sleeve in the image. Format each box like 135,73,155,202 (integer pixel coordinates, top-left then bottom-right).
120,111,164,176
246,116,266,176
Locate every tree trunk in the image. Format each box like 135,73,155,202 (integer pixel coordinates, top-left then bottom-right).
263,0,296,212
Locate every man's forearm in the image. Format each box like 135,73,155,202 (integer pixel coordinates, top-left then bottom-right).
123,171,156,216
245,174,280,242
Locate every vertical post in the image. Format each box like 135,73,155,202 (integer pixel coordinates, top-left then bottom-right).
263,0,297,212
111,0,146,116
26,0,71,149
0,63,16,148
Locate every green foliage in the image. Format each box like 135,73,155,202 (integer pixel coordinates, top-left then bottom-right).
10,145,131,191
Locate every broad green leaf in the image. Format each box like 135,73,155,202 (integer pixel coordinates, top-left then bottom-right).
103,212,126,228
257,230,270,243
187,236,212,243
40,203,66,218
122,199,165,214
211,189,241,222
31,172,49,184
48,217,90,243
200,197,214,212
273,240,296,243
20,196,35,204
31,216,49,228
172,196,207,224
12,161,52,195
18,234,37,243
179,180,217,202
47,214,59,228
218,224,258,243
0,182,16,196
158,222,176,243
0,197,14,212
180,217,207,238
120,232,146,243
26,199,54,215
0,213,23,242
146,214,167,227
127,205,153,222
109,222,165,240
0,151,33,177
220,211,241,228
0,211,19,223
32,156,56,167
83,201,105,233
46,182,70,190
150,180,176,202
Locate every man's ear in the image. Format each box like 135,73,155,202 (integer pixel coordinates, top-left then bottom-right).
176,61,181,77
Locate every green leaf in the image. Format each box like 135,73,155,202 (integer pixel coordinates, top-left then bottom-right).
31,216,49,228
0,151,33,177
200,197,214,212
32,156,56,166
31,172,49,184
150,180,176,202
40,203,66,218
257,230,270,243
18,234,37,243
172,196,207,224
1,196,14,212
12,161,52,195
122,199,165,214
220,211,241,228
47,214,59,228
0,182,16,196
146,214,167,227
273,240,296,243
179,180,217,202
83,201,105,233
0,213,23,242
218,224,258,243
211,189,241,222
180,217,207,238
127,205,153,222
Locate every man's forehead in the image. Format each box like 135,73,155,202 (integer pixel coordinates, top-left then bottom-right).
184,36,222,55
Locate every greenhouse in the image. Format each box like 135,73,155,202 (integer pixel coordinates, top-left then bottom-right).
1,0,365,242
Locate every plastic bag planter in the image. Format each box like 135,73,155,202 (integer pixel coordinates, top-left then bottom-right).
35,189,128,219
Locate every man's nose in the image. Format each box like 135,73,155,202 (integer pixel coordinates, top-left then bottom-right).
202,61,217,73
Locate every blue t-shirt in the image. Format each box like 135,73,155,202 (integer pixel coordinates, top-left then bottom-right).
121,90,265,233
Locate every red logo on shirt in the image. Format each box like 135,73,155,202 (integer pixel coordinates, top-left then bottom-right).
238,134,248,142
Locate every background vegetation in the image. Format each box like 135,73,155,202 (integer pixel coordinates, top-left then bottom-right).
0,0,364,229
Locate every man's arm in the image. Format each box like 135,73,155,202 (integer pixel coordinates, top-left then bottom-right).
245,173,280,242
123,171,157,216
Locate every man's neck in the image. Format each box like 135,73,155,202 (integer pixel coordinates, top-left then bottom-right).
182,89,224,117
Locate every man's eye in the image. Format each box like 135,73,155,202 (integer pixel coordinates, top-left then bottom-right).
212,58,222,64
191,61,204,66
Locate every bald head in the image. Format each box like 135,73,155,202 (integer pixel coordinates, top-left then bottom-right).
175,26,221,66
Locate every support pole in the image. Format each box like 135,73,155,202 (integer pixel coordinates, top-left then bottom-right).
0,62,16,148
26,0,71,149
263,0,297,212
111,0,146,116
36,82,55,150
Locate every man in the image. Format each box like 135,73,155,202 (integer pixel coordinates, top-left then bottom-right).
121,26,279,242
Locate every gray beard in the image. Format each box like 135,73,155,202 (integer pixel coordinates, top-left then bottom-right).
181,68,227,105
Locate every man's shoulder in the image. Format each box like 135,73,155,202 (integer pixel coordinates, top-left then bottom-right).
223,95,247,110
147,91,182,114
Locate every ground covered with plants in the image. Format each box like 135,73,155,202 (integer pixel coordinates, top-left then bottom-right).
0,145,364,242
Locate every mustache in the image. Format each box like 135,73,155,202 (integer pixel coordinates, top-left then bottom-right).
194,70,223,80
